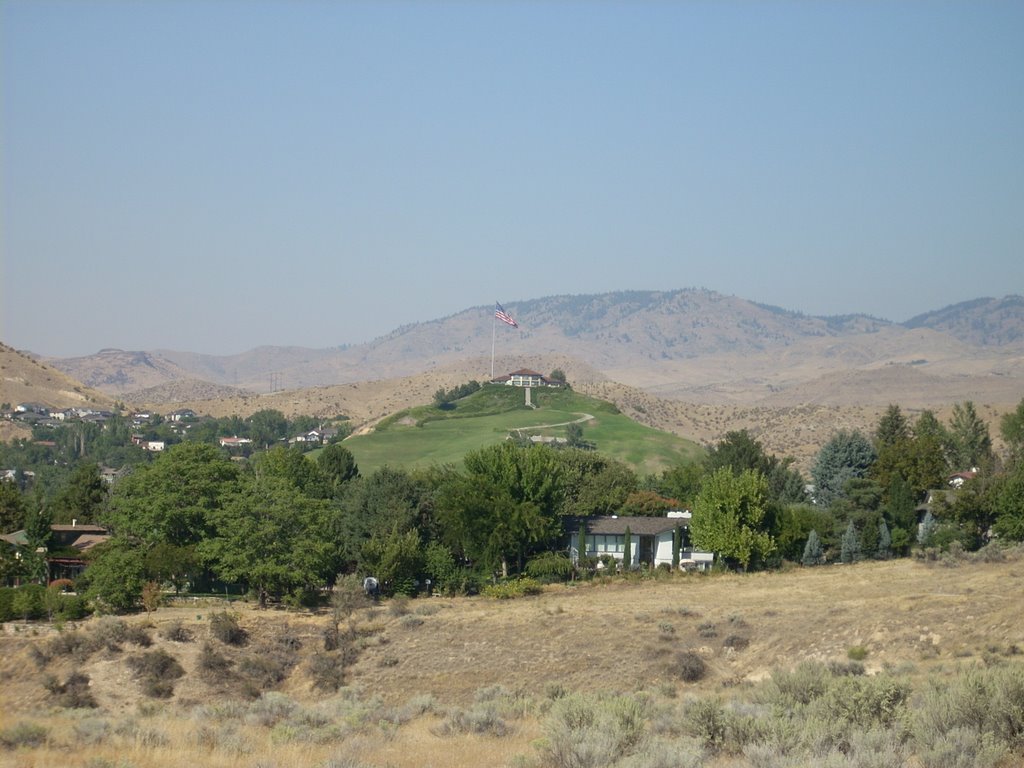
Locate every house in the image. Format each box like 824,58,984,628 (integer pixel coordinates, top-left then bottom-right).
492,369,562,388
567,512,714,571
166,408,197,422
1,522,110,582
219,436,253,448
947,470,978,489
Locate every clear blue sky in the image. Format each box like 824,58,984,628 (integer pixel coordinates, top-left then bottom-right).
2,0,1022,357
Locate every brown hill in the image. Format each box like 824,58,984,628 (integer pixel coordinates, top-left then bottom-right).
0,342,113,412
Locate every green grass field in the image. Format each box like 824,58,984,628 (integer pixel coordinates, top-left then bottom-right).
337,384,703,476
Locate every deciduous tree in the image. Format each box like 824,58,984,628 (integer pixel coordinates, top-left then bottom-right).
691,467,775,570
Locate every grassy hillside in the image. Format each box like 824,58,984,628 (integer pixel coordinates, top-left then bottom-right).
340,384,704,475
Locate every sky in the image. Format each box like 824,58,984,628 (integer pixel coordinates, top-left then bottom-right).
2,0,1022,358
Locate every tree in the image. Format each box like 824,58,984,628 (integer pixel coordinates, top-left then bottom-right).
991,461,1024,541
558,451,636,518
1000,397,1024,465
875,404,910,450
247,409,289,450
83,541,147,612
946,401,994,471
810,431,876,507
801,530,824,566
103,442,239,548
840,520,861,563
360,527,425,596
317,443,359,489
691,467,775,570
52,463,108,524
0,481,26,534
251,445,329,498
200,475,336,607
877,519,892,559
705,430,805,504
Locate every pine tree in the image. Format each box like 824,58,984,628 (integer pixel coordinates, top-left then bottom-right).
877,519,892,559
801,529,824,566
840,520,861,563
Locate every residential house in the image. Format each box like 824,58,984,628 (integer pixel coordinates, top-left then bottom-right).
219,436,253,448
947,470,978,489
166,408,197,422
1,522,110,583
567,512,714,571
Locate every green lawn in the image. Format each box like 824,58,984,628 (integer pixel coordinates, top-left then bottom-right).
337,385,703,476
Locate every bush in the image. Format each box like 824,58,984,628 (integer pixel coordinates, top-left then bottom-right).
198,641,234,679
44,671,97,708
525,552,574,582
127,649,185,699
848,645,869,661
0,587,13,622
307,652,347,692
210,611,247,646
481,578,543,599
11,584,46,620
673,651,707,683
56,593,89,621
160,620,193,643
0,722,48,749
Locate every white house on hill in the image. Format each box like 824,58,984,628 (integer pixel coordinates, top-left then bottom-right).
568,512,714,571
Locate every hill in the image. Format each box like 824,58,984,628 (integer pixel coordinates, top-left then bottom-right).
341,384,703,475
2,553,1022,766
0,342,114,442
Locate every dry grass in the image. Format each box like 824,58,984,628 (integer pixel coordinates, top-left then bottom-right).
2,554,1023,766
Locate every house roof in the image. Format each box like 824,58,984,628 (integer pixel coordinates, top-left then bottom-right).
568,516,685,536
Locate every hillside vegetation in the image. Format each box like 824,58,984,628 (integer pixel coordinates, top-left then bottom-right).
340,385,704,475
2,552,1023,767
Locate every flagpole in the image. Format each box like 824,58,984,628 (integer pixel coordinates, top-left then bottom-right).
490,307,497,380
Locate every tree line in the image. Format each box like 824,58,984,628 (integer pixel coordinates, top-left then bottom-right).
2,396,1023,612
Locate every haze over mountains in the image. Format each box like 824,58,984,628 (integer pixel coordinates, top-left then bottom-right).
41,290,1024,406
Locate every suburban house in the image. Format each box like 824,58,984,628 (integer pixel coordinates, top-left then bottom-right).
947,470,978,488
1,522,110,583
491,369,563,388
567,512,714,571
166,408,197,422
218,436,253,448
288,427,340,446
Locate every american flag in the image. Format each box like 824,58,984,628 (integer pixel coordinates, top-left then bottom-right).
495,302,518,328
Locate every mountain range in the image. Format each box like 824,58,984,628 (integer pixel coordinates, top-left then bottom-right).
40,290,1024,405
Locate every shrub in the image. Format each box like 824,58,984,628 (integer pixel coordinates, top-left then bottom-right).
673,651,707,683
11,584,46,620
56,593,89,621
723,634,750,651
198,641,234,678
0,721,48,749
127,649,185,699
848,645,869,661
697,622,717,638
481,578,543,599
307,652,347,693
160,620,193,642
44,671,97,708
0,587,14,621
525,552,574,582
210,611,247,645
